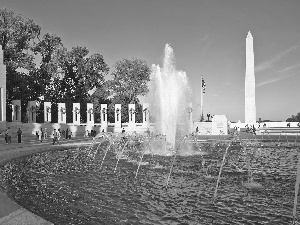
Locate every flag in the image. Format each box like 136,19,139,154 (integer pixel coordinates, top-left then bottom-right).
202,78,206,94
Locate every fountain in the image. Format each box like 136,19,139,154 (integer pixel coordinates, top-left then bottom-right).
2,45,300,224
147,44,191,152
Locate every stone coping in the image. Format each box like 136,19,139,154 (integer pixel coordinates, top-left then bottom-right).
0,137,93,225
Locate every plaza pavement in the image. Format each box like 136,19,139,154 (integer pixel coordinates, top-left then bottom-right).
0,135,94,225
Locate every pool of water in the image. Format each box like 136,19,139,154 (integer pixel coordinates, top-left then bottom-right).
0,142,299,225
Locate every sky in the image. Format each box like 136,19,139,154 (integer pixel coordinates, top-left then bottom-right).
1,0,300,122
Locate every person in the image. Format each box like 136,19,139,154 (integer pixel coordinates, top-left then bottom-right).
57,129,61,143
3,128,8,144
17,128,22,143
39,128,43,142
146,128,150,137
66,128,69,139
252,125,256,135
122,128,125,134
6,127,12,144
62,129,65,139
85,130,89,137
196,127,199,133
44,128,48,139
53,129,58,145
287,123,291,128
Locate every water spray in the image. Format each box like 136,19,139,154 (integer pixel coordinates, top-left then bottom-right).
292,153,300,224
213,142,230,201
114,140,129,173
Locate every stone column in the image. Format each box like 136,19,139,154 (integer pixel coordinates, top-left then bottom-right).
115,104,121,130
27,101,37,123
142,103,149,126
128,104,136,127
101,104,108,132
0,47,6,122
188,103,193,134
86,103,94,125
58,103,66,124
44,102,51,123
12,100,21,122
73,103,80,125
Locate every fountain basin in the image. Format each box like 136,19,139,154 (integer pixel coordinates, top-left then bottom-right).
0,141,299,225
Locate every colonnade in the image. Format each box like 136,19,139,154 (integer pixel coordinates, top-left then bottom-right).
10,101,194,133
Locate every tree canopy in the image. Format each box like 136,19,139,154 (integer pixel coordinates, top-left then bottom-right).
1,8,150,124
286,113,300,122
105,58,150,123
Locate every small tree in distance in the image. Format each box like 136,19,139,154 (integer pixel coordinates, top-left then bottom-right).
286,112,300,122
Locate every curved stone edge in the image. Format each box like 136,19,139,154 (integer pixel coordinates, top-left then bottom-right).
0,143,90,225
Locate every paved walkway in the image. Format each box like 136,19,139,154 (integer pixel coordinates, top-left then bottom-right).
0,136,94,225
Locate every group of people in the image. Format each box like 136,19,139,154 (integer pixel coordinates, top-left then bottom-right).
2,127,23,144
52,128,73,145
84,129,97,137
245,124,257,135
36,128,48,142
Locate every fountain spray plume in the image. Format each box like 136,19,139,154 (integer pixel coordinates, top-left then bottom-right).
147,44,191,153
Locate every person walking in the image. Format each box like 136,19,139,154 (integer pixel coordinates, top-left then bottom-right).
17,128,22,143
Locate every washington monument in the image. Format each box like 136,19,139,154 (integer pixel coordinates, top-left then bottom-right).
245,31,256,124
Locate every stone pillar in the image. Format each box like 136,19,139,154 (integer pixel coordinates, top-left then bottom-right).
73,103,80,125
245,31,256,125
12,100,21,122
86,103,94,125
142,103,149,126
44,102,51,123
101,104,108,132
0,47,6,122
27,101,37,123
128,104,136,127
115,104,121,129
58,103,66,124
0,48,6,122
188,103,193,134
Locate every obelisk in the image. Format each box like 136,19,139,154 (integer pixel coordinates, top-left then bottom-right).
245,31,256,125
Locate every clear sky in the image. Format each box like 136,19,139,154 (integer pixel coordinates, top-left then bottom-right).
1,0,300,122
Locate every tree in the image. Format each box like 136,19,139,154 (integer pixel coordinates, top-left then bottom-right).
0,8,40,69
286,113,300,122
110,58,150,103
1,8,41,121
58,47,109,123
108,58,150,122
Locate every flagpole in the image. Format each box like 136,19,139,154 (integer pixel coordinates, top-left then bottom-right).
200,75,204,122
